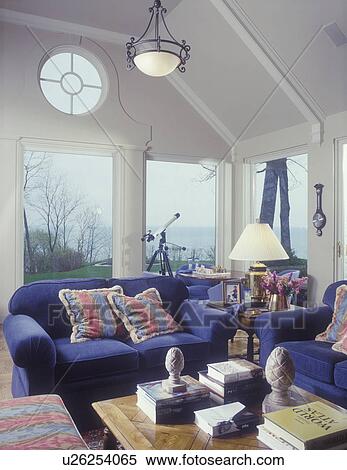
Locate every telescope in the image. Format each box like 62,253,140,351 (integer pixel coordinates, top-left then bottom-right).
153,213,180,237
142,213,180,243
142,213,183,276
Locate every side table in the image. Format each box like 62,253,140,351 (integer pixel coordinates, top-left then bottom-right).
237,309,263,362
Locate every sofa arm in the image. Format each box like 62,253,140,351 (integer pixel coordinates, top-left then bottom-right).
176,300,238,361
3,314,56,369
254,305,333,367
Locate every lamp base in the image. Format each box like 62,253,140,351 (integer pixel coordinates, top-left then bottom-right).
245,262,268,306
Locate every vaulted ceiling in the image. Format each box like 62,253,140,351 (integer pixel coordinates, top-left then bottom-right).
1,0,346,156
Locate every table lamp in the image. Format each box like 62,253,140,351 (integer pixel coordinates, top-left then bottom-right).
229,223,289,306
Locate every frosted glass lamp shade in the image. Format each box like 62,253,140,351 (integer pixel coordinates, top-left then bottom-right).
229,223,289,261
134,51,180,77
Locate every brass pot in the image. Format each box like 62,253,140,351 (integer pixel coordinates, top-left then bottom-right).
268,294,290,311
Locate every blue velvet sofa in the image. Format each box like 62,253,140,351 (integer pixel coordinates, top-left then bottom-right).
3,276,236,430
255,280,347,409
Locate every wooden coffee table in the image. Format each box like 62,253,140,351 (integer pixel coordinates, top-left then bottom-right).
92,388,344,450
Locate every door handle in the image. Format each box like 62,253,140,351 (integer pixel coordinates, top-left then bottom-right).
337,241,342,258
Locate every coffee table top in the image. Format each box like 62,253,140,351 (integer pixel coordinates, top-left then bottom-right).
92,388,342,450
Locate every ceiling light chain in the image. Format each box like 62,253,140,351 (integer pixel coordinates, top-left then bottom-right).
126,0,191,77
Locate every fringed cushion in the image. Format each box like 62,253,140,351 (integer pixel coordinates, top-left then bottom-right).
59,286,126,343
316,284,347,344
107,288,182,344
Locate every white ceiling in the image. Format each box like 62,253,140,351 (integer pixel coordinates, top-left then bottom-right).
1,0,346,153
0,0,183,35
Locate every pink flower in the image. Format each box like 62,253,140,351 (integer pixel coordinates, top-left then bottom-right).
261,272,307,296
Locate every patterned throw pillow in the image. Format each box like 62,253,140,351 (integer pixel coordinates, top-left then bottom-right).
59,286,126,343
316,284,347,343
107,288,182,344
332,335,347,355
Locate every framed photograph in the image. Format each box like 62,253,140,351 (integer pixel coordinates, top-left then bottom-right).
223,280,241,304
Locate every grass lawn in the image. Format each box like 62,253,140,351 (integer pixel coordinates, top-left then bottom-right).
24,265,113,284
24,259,215,284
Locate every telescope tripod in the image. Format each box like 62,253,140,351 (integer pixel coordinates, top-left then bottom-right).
146,231,173,277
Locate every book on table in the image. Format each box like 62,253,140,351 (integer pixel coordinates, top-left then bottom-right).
207,359,263,384
136,375,210,424
209,389,267,407
198,371,266,398
194,402,261,438
257,425,347,450
262,401,347,450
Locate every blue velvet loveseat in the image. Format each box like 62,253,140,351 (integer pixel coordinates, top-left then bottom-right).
255,280,347,409
3,276,236,430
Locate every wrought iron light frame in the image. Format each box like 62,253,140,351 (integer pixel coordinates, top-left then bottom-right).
126,0,191,74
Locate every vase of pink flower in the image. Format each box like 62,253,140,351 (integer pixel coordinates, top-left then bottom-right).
261,271,307,311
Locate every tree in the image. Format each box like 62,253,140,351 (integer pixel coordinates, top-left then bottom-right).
23,152,47,273
259,158,291,253
31,171,81,270
76,208,108,265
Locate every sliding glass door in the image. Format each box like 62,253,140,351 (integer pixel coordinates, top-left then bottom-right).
335,139,347,279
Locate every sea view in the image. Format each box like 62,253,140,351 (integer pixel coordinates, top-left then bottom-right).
145,226,308,261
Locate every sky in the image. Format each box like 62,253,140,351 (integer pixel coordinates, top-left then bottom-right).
25,152,113,228
146,160,216,231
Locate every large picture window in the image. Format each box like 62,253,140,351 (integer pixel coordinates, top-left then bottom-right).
146,160,216,272
23,151,112,283
254,153,308,275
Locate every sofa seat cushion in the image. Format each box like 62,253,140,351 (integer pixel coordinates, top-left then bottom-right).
54,337,139,383
126,332,209,369
334,361,347,390
278,340,347,384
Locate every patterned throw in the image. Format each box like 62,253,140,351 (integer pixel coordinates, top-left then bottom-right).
107,288,182,344
0,395,87,450
316,284,347,344
59,286,127,343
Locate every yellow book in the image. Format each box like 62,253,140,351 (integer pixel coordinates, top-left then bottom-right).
264,401,347,450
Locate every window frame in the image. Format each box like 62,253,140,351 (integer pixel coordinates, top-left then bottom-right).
38,45,109,116
16,139,121,287
244,144,309,269
144,153,220,271
334,136,347,280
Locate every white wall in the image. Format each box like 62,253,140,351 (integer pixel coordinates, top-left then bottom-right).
0,20,225,321
231,112,347,305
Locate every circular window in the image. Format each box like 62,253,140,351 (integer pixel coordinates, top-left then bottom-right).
39,48,107,115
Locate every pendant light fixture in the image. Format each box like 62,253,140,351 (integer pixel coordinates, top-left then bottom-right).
126,0,191,77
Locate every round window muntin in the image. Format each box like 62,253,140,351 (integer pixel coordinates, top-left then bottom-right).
38,46,108,116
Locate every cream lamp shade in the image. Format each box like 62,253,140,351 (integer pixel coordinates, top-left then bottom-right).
134,51,181,77
229,223,289,261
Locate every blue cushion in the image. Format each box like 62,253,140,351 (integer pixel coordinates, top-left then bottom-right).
54,337,139,383
294,371,347,410
187,285,209,300
322,280,347,310
108,276,188,315
334,361,347,390
9,278,108,339
126,332,209,369
279,340,347,384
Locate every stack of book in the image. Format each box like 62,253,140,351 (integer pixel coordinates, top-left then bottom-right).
199,359,268,405
257,401,347,450
137,375,210,424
